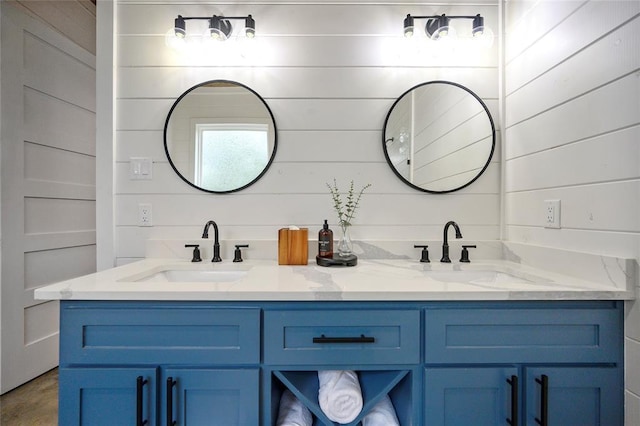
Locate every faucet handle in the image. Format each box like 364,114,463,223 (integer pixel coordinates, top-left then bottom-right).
460,245,477,263
233,244,249,263
185,244,202,262
414,245,430,263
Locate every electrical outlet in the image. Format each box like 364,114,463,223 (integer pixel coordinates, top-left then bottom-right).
138,203,152,227
544,199,561,229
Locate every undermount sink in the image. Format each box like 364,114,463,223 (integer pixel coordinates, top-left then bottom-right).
132,268,250,283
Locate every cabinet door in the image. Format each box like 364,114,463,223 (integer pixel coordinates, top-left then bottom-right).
425,367,519,426
525,367,622,426
163,368,259,425
59,367,157,426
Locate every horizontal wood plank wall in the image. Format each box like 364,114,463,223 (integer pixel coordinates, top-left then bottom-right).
1,2,96,392
504,0,640,253
11,0,96,54
114,1,500,264
22,29,97,299
504,1,640,422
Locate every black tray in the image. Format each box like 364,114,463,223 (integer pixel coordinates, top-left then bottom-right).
315,254,358,267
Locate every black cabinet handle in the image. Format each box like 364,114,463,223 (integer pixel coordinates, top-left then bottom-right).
506,375,518,426
166,377,177,426
136,376,148,426
312,334,375,344
535,375,548,426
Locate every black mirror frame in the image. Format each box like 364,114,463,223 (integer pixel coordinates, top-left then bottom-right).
382,80,496,194
163,79,278,194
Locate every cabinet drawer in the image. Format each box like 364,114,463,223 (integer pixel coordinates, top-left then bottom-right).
61,303,260,365
425,307,621,364
264,310,420,365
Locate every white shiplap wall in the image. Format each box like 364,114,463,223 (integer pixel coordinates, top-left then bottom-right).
114,0,501,265
503,1,640,423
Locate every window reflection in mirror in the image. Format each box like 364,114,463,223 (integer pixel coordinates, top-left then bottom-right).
195,123,269,190
164,80,277,193
383,81,495,193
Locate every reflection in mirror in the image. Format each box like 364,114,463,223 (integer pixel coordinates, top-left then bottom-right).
164,80,277,193
383,81,495,193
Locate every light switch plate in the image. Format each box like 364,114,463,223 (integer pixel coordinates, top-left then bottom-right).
130,157,153,180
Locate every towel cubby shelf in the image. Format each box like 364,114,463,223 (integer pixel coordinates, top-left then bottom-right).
271,370,412,425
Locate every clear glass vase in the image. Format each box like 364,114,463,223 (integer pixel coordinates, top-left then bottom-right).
337,225,353,257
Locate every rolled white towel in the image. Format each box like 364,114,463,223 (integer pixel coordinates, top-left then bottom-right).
317,370,363,424
276,389,313,426
362,395,400,426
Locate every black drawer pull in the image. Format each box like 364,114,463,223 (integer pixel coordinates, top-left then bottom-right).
506,375,518,426
136,376,148,426
166,377,177,426
312,334,375,344
535,375,548,426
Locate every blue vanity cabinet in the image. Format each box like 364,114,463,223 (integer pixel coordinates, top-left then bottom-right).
58,302,261,425
423,302,624,426
57,300,623,426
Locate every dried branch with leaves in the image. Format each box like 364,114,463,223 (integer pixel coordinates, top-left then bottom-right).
326,179,372,229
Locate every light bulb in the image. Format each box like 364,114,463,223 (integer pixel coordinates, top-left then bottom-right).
474,26,494,48
165,28,186,49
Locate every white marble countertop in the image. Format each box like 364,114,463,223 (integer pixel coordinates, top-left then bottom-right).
34,257,635,301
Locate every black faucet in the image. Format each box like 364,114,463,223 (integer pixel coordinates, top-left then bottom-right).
441,221,463,263
202,220,222,262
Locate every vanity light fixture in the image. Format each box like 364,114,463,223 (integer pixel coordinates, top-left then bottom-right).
169,14,256,42
403,13,492,43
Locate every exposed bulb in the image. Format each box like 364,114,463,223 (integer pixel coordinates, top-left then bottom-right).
165,28,186,49
473,26,494,48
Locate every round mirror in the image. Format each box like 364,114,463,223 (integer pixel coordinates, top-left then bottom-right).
382,80,495,193
164,80,277,193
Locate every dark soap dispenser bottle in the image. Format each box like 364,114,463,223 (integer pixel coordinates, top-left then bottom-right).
318,220,334,258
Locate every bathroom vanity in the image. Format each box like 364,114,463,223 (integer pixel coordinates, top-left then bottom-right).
36,257,633,426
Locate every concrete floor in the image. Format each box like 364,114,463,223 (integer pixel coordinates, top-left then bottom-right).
0,368,58,425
